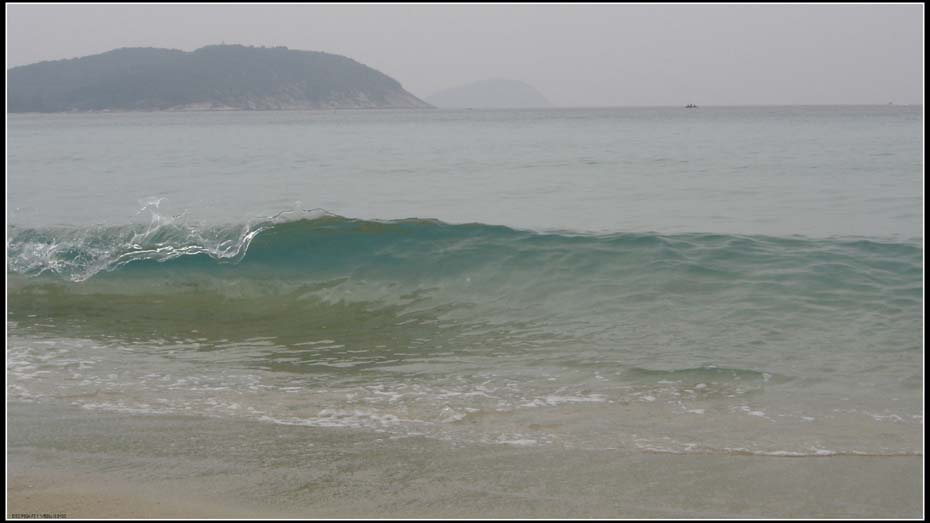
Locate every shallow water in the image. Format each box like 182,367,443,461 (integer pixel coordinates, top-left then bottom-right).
7,215,924,456
8,402,923,518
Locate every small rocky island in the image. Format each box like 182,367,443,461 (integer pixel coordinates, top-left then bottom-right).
8,44,432,112
426,78,552,109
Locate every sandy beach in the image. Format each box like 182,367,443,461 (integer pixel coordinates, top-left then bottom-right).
8,468,273,519
7,401,923,519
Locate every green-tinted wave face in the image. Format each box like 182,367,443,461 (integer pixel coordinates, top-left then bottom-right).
9,211,922,283
9,213,922,364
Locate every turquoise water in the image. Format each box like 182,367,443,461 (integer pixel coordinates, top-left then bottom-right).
7,106,924,458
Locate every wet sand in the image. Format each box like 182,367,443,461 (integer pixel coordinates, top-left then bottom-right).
7,401,923,519
8,467,276,519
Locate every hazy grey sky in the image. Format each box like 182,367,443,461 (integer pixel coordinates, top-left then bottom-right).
6,3,924,106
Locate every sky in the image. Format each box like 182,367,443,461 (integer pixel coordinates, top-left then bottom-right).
6,3,924,106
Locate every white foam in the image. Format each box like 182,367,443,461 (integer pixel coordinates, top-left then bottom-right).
496,435,537,446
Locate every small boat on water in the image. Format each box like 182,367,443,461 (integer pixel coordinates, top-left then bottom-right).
685,103,698,109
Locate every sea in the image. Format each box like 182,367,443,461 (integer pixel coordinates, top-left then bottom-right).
6,106,924,517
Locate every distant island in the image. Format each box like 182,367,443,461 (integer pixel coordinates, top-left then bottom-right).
426,78,552,109
7,44,432,112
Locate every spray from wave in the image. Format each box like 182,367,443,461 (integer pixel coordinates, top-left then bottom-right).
8,204,922,288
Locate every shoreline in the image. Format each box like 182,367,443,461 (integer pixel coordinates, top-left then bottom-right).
6,106,438,116
7,401,924,519
7,103,922,116
8,468,277,519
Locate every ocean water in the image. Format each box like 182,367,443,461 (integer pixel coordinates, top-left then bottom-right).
6,107,924,510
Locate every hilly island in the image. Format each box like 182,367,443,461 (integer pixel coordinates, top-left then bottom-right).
8,44,432,112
